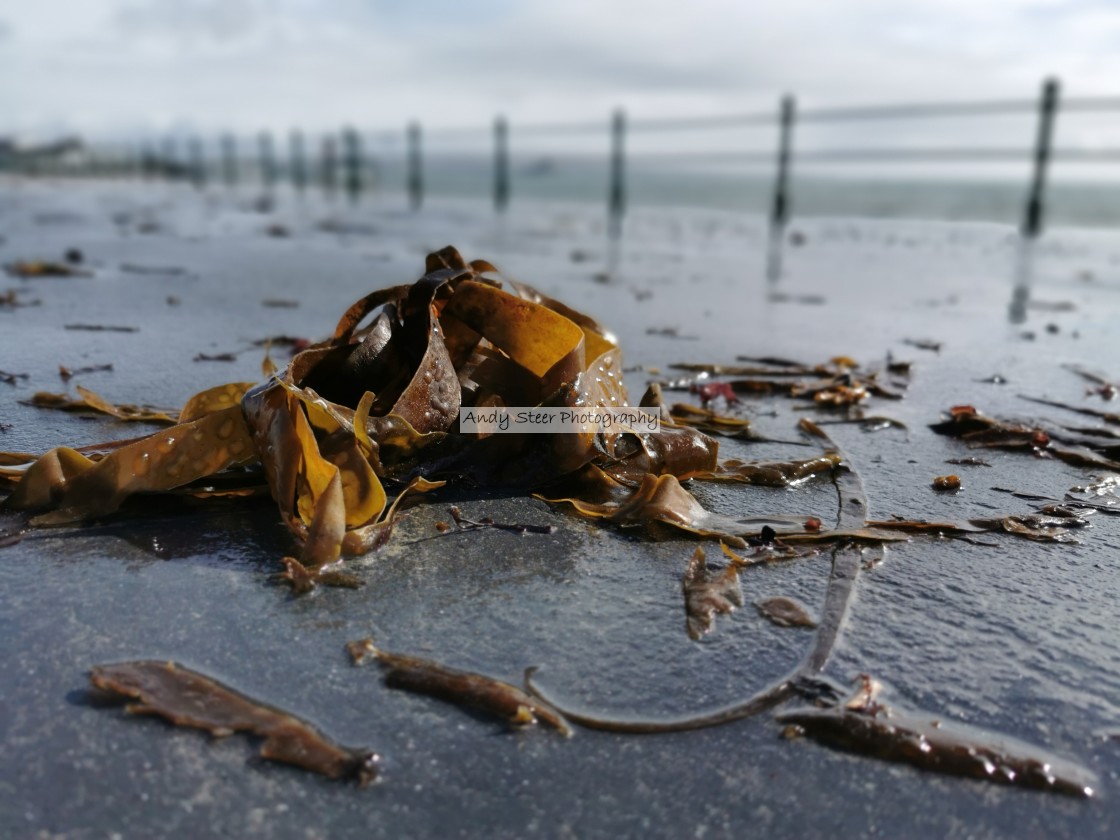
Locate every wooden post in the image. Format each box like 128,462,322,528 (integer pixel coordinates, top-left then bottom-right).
1022,78,1060,238
493,115,510,213
320,135,338,200
258,131,277,194
766,95,796,285
342,127,363,203
607,108,626,243
220,133,238,188
161,137,177,182
188,137,206,189
140,143,155,181
407,122,423,211
289,130,307,196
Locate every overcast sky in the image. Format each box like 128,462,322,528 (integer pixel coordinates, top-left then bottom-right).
3,0,1120,153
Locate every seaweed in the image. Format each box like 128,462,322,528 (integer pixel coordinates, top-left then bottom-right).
681,546,743,639
779,677,1096,798
89,660,379,785
755,596,817,628
346,638,571,736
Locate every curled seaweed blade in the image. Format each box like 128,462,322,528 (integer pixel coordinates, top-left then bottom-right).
90,660,378,785
179,382,256,424
699,453,842,486
23,406,256,525
24,388,178,425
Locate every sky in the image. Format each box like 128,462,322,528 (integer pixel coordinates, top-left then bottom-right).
2,0,1120,159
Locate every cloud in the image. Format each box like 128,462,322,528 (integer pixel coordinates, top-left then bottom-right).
1,0,1119,146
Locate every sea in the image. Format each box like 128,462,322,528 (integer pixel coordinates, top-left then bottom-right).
362,152,1120,231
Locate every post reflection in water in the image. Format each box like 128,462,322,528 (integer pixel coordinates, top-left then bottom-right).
1009,238,1035,325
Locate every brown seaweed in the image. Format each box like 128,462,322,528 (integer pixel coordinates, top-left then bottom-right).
932,474,961,491
682,546,743,639
347,638,571,737
64,323,139,333
5,260,89,278
1063,364,1118,400
7,247,716,582
21,387,179,424
525,421,880,733
1019,394,1120,426
778,680,1096,798
755,596,817,628
59,363,113,380
89,660,379,785
446,505,556,535
931,404,1120,471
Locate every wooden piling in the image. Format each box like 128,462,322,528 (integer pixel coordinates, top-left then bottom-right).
289,130,307,196
1022,78,1060,238
342,127,364,203
407,122,423,211
494,116,510,213
766,95,796,285
220,133,238,188
607,109,626,243
321,135,338,199
188,137,206,189
258,131,277,193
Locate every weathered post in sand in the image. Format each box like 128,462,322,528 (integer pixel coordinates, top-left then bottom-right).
407,122,424,211
766,95,796,286
320,135,338,200
188,137,206,190
160,137,178,183
342,127,364,204
289,130,308,198
220,133,238,189
1022,77,1060,239
494,116,510,214
258,131,278,196
607,108,627,247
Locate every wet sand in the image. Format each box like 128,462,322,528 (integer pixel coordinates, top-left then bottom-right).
2,179,1120,838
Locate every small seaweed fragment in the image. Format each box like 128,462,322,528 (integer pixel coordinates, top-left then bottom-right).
902,338,941,353
945,457,991,467
22,387,178,424
813,416,909,433
1070,475,1120,496
932,475,961,491
194,352,239,363
1063,364,1118,400
0,288,41,309
346,638,571,737
1019,395,1120,426
755,596,817,628
89,660,379,785
63,324,138,333
931,404,1120,471
120,263,187,276
59,363,113,381
777,678,1096,798
447,505,556,535
669,402,753,438
682,546,743,639
5,260,89,278
1,369,30,386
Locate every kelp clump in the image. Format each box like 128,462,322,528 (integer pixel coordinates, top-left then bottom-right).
2,247,722,588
